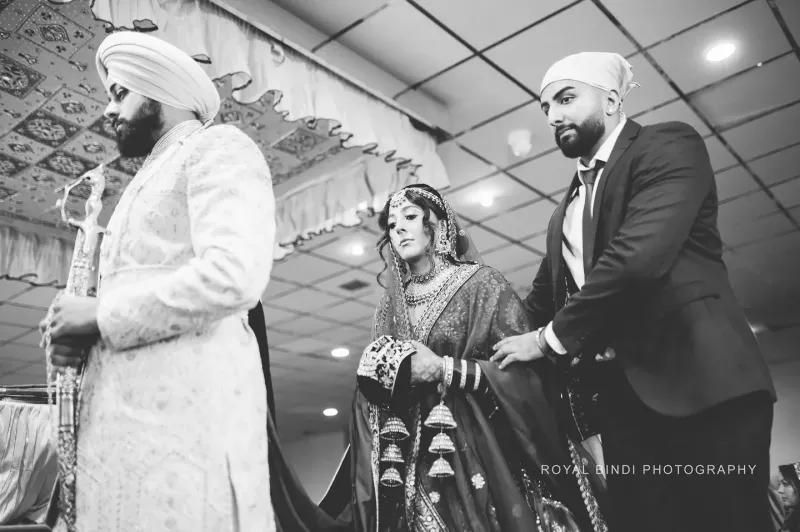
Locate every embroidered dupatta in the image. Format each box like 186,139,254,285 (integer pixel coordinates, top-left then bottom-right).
345,265,603,532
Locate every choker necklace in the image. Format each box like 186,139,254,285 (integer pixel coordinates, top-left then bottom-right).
408,261,447,284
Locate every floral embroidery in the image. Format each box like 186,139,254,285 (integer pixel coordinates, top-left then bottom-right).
472,473,486,490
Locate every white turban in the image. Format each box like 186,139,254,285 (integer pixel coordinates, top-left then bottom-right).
540,52,640,101
96,31,220,123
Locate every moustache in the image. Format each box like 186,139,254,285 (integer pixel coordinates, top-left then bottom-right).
555,125,575,139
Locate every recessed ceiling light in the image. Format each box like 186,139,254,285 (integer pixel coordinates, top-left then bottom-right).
508,129,532,157
357,201,369,211
705,42,735,62
351,243,365,256
323,408,338,417
331,347,350,358
477,194,494,207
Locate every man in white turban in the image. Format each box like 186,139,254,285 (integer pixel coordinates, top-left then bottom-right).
43,31,277,532
493,51,775,532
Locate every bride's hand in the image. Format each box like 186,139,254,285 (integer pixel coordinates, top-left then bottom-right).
409,341,443,385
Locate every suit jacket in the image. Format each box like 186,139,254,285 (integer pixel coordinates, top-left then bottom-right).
523,119,776,417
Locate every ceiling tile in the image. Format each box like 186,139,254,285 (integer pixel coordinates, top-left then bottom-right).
313,269,379,299
444,174,539,222
436,142,498,189
457,101,553,168
748,143,800,186
508,149,576,195
485,2,636,94
261,304,301,327
0,368,42,386
0,342,42,363
722,211,795,247
313,300,375,326
7,329,38,347
280,336,334,356
704,136,738,171
523,233,548,254
771,177,800,209
313,325,371,347
277,315,340,336
481,243,542,276
269,0,387,40
311,234,379,267
464,224,511,252
0,280,30,301
314,41,407,100
722,101,800,160
271,253,348,284
621,54,679,116
0,303,45,328
336,1,473,85
407,57,532,134
481,200,555,241
647,1,791,93
776,0,800,44
264,329,299,348
717,191,782,235
414,0,574,49
269,288,343,313
690,55,800,129
263,278,298,300
8,286,58,308
633,99,711,136
716,166,760,202
603,0,746,48
0,323,32,342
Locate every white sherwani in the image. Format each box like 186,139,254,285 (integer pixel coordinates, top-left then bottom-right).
60,121,276,532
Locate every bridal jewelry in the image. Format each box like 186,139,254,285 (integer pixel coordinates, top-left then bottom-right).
404,262,454,308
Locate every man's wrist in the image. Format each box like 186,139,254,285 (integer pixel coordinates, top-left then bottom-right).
536,327,555,356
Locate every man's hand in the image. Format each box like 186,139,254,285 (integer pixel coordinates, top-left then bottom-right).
39,294,100,344
490,332,545,370
47,335,92,368
409,340,443,385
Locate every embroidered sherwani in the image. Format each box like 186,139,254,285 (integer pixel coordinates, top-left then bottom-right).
58,121,276,532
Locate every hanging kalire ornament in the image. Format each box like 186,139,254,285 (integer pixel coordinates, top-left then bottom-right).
380,414,409,488
425,399,457,479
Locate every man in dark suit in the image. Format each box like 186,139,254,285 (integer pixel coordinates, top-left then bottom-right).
491,52,776,532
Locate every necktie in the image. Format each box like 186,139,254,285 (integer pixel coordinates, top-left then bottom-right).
581,162,603,276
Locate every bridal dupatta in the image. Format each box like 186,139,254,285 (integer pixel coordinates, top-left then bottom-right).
346,264,606,531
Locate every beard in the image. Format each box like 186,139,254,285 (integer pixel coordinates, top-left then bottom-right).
555,110,605,159
115,99,163,158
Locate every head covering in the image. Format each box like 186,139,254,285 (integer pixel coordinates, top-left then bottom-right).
540,52,640,101
377,184,482,341
96,31,220,123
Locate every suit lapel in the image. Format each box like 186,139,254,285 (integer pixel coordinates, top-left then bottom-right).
549,172,581,306
589,120,641,258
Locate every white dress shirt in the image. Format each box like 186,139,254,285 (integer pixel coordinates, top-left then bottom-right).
545,118,627,354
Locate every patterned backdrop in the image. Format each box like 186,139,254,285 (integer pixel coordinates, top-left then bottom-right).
0,0,360,230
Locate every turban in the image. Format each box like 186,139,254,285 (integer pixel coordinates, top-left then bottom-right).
540,52,640,101
96,31,220,123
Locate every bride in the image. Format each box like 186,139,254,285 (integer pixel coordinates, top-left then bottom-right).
329,183,607,532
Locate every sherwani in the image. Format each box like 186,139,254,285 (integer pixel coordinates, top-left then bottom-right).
58,121,276,532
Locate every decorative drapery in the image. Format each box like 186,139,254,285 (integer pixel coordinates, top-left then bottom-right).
0,226,71,287
90,0,449,257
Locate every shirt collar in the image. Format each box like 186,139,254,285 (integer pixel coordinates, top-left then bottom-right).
576,117,627,178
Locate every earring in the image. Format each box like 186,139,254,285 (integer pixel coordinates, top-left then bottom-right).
435,220,451,257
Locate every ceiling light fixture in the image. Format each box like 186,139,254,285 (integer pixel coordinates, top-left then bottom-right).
351,243,365,256
508,129,533,157
479,195,494,207
331,347,350,358
323,408,339,417
357,201,369,211
705,42,735,62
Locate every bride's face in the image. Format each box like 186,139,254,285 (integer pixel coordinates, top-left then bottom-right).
388,197,439,264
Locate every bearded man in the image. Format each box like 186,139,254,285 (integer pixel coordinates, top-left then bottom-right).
492,52,776,532
41,31,276,531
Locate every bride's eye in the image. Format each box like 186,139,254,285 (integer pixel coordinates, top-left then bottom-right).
406,214,417,221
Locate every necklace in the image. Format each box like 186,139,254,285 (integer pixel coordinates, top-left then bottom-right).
408,261,446,284
405,262,455,308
